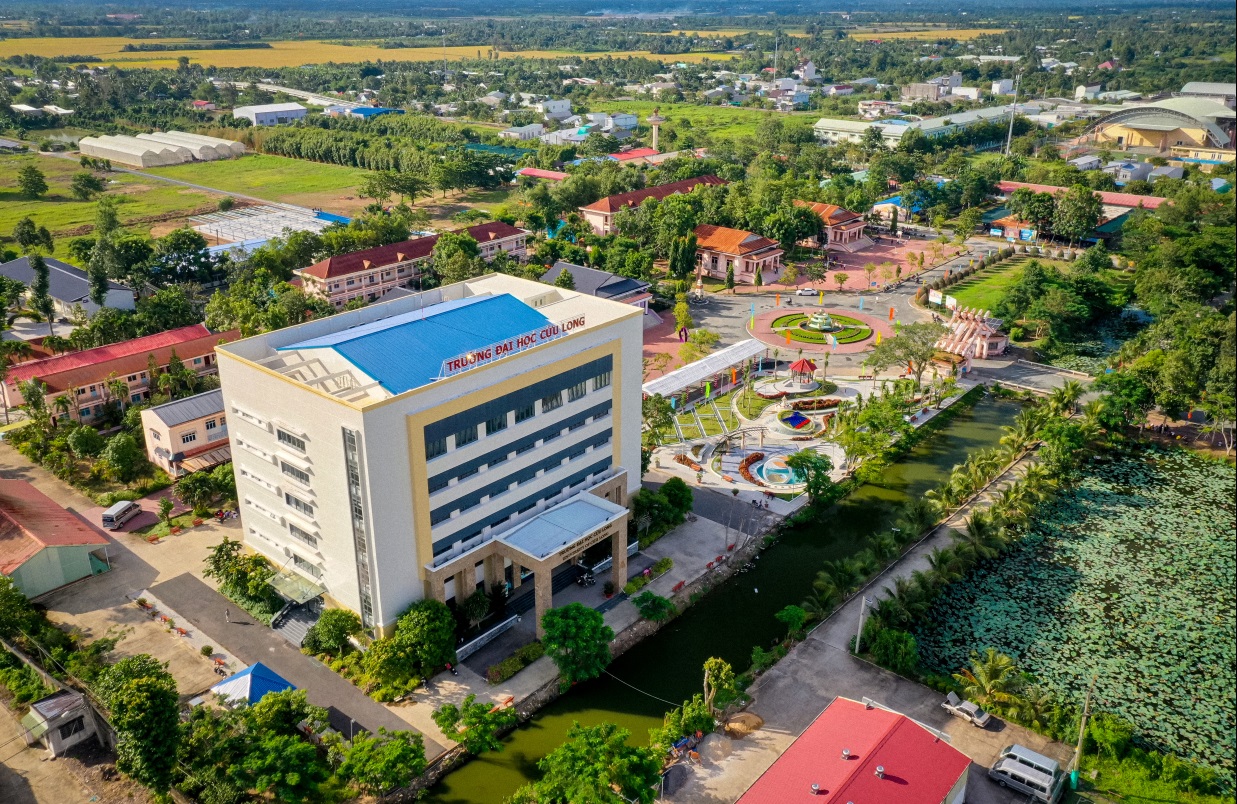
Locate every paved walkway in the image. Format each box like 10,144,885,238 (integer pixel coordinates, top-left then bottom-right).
147,572,446,753
668,452,1074,803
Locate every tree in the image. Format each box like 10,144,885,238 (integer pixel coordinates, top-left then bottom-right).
725,262,735,290
28,254,54,336
304,607,362,654
1052,184,1102,245
70,171,105,201
392,599,458,677
784,449,835,504
953,648,1025,715
432,232,485,285
432,694,519,755
88,237,118,307
642,393,673,445
541,602,613,685
17,164,48,198
775,604,808,639
507,722,661,804
232,732,329,803
833,271,848,291
460,589,492,629
956,207,984,237
660,475,693,516
339,728,427,795
67,425,105,457
12,216,52,254
97,655,181,793
176,472,217,515
102,432,145,482
702,657,736,716
869,628,919,676
157,496,175,529
631,591,676,621
553,266,576,289
864,321,948,388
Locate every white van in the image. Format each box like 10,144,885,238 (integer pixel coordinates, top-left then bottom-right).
1000,744,1062,779
101,500,141,530
989,758,1065,803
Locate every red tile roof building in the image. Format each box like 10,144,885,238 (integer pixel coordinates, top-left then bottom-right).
2,324,238,422
578,175,727,235
296,222,529,308
693,224,784,285
0,479,110,597
995,181,1168,210
794,200,874,252
738,698,971,804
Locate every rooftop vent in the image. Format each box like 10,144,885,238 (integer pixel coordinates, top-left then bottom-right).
876,765,886,779
841,748,851,760
810,783,821,795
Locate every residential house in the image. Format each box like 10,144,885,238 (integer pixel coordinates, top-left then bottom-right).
849,77,880,90
992,78,1015,95
140,389,229,476
902,83,945,101
794,201,873,252
0,480,111,599
232,103,307,126
825,84,854,97
296,221,529,307
499,123,545,141
952,87,981,101
541,261,652,313
2,324,238,422
191,100,217,110
20,690,100,757
1075,84,1102,101
578,175,727,235
520,96,571,120
858,100,903,119
737,697,971,804
539,129,591,146
0,256,134,318
477,91,508,108
1103,160,1154,183
1068,154,1102,170
693,224,784,285
793,60,818,82
1149,165,1185,181
516,167,568,182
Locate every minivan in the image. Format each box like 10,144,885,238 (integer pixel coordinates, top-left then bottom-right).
102,500,141,530
1000,744,1062,779
988,758,1065,803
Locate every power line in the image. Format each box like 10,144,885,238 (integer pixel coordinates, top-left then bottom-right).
602,670,681,708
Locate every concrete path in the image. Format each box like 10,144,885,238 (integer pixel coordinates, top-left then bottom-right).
666,453,1074,803
147,572,445,754
974,358,1093,395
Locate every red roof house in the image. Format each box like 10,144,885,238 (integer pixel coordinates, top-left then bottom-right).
995,180,1168,211
610,147,660,162
738,698,972,804
516,167,569,181
0,480,110,598
578,175,727,234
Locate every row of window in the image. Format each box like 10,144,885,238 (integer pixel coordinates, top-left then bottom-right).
426,370,611,461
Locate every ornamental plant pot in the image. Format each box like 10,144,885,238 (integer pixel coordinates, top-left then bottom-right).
193,518,204,527
147,535,160,544
170,526,182,535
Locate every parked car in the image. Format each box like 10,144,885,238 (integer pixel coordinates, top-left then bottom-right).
942,691,991,727
795,287,818,296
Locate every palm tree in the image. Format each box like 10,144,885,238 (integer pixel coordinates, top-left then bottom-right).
870,531,899,562
958,510,1006,559
1000,408,1046,455
927,546,967,583
1009,684,1057,731
51,393,72,424
899,497,941,537
953,648,1026,715
1048,379,1085,416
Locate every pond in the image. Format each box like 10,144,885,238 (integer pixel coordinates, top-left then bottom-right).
913,446,1236,783
423,395,1023,804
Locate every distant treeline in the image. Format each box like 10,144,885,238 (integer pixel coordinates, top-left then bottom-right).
120,41,274,52
3,54,102,66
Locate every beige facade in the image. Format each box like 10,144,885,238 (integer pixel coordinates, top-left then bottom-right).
217,275,643,636
140,390,229,476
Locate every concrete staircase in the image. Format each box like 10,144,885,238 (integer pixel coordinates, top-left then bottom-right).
271,598,322,647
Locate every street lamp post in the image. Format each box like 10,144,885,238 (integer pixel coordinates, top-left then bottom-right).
855,596,875,654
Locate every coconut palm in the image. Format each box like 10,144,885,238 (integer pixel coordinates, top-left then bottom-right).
958,510,1007,558
51,393,72,424
899,497,941,537
1048,379,1085,416
811,571,841,607
953,648,1027,715
1000,408,1046,455
927,546,970,583
870,531,899,562
1009,684,1057,731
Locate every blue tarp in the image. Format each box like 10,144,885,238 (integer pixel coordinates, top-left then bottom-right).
210,662,295,705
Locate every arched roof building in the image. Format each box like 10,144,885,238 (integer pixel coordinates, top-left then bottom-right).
1090,97,1235,151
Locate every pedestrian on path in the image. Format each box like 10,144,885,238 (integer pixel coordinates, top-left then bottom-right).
225,607,230,623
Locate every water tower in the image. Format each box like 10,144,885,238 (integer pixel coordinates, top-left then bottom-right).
648,107,665,151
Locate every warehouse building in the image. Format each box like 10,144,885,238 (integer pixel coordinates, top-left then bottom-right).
217,274,643,637
233,103,308,126
79,130,243,167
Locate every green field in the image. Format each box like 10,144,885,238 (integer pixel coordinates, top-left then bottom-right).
591,100,816,140
145,154,368,215
1,154,221,258
943,257,1076,311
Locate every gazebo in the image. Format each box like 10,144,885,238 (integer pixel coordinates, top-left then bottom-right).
788,358,817,381
210,662,296,706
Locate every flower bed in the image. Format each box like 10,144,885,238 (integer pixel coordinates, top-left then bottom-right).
486,642,546,685
770,313,873,345
738,452,766,487
790,398,844,412
674,453,702,472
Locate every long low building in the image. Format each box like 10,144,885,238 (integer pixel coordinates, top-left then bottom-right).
79,130,242,167
814,104,1020,147
0,255,134,318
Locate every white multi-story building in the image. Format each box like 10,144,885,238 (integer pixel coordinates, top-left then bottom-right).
217,275,643,637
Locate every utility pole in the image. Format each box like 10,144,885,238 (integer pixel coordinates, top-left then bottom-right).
854,596,873,653
1003,72,1023,156
774,33,780,76
1069,674,1099,784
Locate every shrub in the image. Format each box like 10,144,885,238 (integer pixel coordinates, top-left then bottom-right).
623,575,649,595
631,591,676,622
200,645,213,657
651,557,674,576
485,641,545,684
869,628,919,676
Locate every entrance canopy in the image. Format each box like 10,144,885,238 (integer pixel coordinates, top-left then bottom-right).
269,569,326,604
181,445,231,473
642,339,767,398
498,495,628,563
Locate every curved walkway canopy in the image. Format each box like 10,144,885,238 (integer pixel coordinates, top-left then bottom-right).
642,339,769,398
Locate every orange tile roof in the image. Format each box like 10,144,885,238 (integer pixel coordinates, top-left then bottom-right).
693,224,783,256
795,199,864,225
0,480,109,575
299,222,527,280
6,325,239,394
580,175,727,214
996,181,1168,210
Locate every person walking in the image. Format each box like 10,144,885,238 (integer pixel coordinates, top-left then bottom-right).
225,608,230,623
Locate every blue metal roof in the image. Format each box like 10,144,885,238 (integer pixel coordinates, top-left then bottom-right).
210,662,295,704
280,294,552,395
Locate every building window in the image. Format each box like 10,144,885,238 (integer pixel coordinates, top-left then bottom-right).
58,717,86,741
277,429,306,452
205,418,217,431
291,553,322,578
454,425,477,448
426,436,447,460
181,432,197,445
541,392,563,413
428,476,448,494
285,493,314,517
485,413,507,436
593,370,611,390
568,380,587,403
281,461,310,485
289,523,318,547
149,430,161,441
515,403,535,423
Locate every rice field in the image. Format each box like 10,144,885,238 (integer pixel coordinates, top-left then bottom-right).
849,28,1006,40
0,36,732,69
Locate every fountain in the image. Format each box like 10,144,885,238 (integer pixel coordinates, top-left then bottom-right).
800,312,843,333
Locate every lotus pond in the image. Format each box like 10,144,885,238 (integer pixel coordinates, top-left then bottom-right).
914,447,1236,782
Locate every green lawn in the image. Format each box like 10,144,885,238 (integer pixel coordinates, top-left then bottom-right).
1,154,221,257
590,100,816,140
945,256,1071,312
146,154,366,211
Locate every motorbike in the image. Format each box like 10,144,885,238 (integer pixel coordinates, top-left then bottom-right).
575,571,596,588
